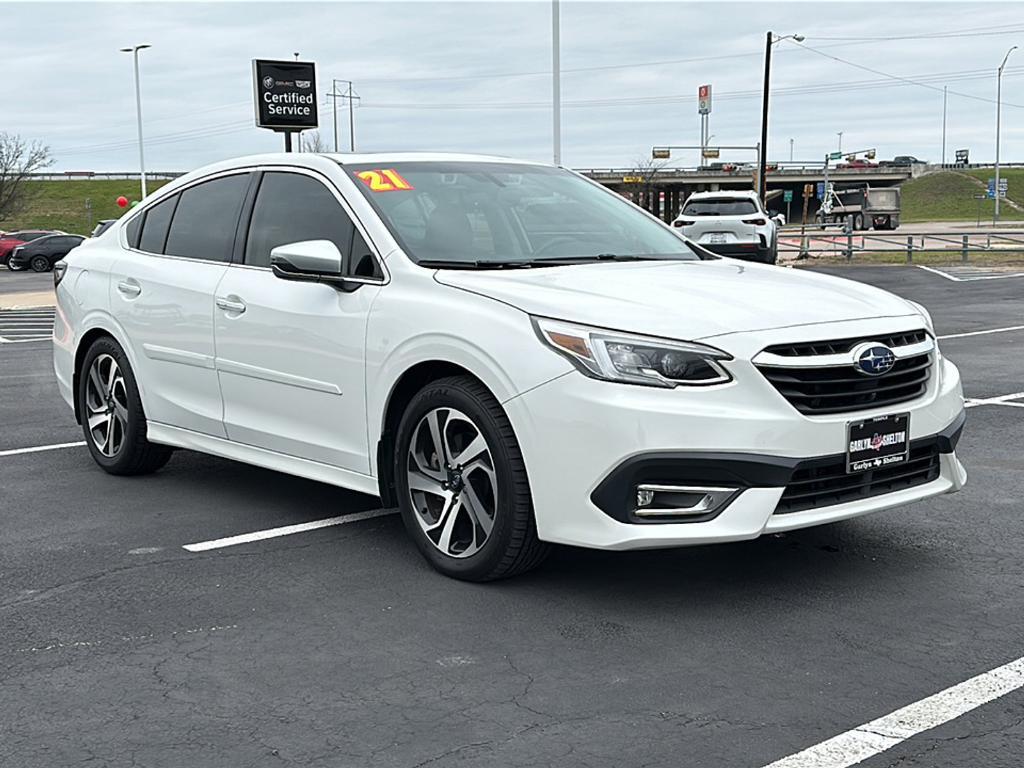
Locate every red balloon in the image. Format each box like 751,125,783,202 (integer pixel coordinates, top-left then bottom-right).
116,196,129,208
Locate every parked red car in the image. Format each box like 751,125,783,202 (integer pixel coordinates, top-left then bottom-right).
0,230,61,267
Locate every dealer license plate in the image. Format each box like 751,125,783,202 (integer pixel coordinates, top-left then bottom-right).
846,412,910,474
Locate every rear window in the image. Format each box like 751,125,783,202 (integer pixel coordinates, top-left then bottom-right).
682,198,759,216
138,194,178,254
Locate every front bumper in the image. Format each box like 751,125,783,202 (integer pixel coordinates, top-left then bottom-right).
504,331,966,550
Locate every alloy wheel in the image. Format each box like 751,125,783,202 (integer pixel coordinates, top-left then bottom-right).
85,353,129,458
406,407,497,558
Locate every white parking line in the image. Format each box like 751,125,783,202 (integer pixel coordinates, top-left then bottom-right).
964,391,1024,409
182,509,398,552
0,441,86,457
938,325,1024,340
761,656,1024,768
918,265,1024,282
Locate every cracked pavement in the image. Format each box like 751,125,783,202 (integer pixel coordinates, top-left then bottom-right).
1,266,1023,767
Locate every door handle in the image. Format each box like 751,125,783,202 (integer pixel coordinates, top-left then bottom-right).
216,295,247,314
117,279,142,298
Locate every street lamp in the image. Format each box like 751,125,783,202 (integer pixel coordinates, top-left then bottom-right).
837,131,844,153
119,44,151,199
759,32,804,202
995,45,1017,223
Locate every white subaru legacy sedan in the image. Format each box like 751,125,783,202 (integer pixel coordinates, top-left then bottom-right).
53,153,967,580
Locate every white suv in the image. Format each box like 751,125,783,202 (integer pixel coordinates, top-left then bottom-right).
53,153,967,580
672,190,780,263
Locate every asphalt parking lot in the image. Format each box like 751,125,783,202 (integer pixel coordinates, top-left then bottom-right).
2,265,1023,768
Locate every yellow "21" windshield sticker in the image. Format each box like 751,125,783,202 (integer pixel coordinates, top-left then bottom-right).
356,169,414,192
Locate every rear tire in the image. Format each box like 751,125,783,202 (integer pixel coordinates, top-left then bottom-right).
30,256,50,272
78,336,172,476
853,213,864,231
394,375,549,581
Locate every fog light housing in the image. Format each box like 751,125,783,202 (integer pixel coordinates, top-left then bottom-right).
633,484,739,519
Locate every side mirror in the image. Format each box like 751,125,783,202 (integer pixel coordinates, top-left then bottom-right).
270,240,359,292
772,213,786,227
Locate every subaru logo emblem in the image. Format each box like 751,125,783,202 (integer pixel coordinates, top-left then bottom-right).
852,342,896,376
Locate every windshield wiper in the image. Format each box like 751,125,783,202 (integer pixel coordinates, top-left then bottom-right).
417,258,539,270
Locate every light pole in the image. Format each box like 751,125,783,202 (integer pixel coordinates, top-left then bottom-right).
789,137,794,163
759,32,804,203
995,45,1016,223
119,44,151,199
941,85,948,166
552,0,561,165
837,131,843,153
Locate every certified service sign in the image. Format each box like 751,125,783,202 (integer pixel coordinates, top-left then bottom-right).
252,59,318,131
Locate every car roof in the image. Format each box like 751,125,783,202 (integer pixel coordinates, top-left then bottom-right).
685,190,759,200
139,152,556,206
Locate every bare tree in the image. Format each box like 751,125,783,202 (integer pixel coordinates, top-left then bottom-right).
0,133,53,224
300,130,328,153
628,155,670,215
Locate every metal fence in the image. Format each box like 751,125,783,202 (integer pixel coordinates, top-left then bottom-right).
26,171,186,181
778,227,1024,262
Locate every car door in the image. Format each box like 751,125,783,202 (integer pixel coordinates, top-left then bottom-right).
213,168,385,473
110,171,252,437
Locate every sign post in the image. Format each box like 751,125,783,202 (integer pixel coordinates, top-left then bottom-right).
252,59,319,152
698,84,712,166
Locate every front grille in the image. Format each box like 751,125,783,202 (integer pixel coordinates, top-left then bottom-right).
763,330,929,358
775,442,941,515
758,353,933,415
755,329,933,415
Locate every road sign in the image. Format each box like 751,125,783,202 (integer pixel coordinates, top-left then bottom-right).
828,151,844,161
702,147,720,159
652,147,671,159
784,189,793,203
987,178,1009,199
816,182,826,199
698,84,712,115
956,149,970,165
252,59,318,131
622,176,643,184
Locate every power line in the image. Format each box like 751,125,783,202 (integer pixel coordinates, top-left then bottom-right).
790,41,1024,109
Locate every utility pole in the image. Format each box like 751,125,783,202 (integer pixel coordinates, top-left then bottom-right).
789,137,794,163
941,85,948,166
995,46,1016,222
327,79,359,152
759,31,803,203
552,0,561,165
837,131,843,153
758,30,772,203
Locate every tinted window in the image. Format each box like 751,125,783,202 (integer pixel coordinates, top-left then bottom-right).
138,194,178,254
681,198,759,216
347,162,698,264
165,174,249,262
245,172,361,271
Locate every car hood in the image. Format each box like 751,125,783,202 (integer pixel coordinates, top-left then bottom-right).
433,259,918,340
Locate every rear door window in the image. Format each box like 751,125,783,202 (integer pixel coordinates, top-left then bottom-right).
138,194,179,254
164,174,250,262
682,199,759,216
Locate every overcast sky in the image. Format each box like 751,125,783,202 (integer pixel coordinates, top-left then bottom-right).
4,0,1024,171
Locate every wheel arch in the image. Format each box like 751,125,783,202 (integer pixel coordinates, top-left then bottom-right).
71,315,144,425
375,360,491,507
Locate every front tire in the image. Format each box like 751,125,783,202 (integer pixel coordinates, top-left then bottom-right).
78,337,172,475
394,376,549,581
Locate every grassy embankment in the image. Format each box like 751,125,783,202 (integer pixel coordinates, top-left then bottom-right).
0,179,170,235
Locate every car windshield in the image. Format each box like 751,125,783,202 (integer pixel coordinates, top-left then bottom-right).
344,161,701,266
681,198,759,216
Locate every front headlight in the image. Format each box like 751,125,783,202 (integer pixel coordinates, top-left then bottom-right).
532,317,732,387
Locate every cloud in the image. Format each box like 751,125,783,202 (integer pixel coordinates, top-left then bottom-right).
3,1,1021,170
